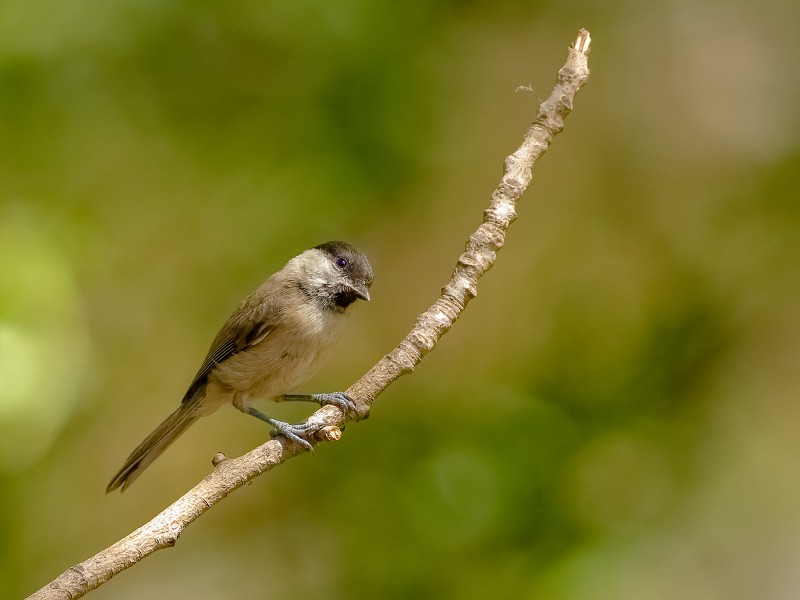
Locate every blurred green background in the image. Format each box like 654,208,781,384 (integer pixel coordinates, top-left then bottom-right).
2,0,800,598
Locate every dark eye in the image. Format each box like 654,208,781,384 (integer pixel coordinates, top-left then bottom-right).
335,256,349,268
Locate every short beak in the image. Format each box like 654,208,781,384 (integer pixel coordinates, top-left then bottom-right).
349,282,371,302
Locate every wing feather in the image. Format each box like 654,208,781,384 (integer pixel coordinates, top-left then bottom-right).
181,292,276,403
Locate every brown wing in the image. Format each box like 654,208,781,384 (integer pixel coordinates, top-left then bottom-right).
181,290,276,403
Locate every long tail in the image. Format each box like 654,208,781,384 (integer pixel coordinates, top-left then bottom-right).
106,401,200,493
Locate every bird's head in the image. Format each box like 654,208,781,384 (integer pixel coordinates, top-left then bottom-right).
297,241,373,312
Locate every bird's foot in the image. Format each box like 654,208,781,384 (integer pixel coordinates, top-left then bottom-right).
281,392,358,418
268,419,317,452
312,392,357,416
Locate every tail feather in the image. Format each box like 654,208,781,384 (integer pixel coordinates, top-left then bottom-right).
107,402,200,493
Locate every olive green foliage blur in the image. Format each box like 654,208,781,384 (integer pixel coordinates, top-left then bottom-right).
2,1,800,599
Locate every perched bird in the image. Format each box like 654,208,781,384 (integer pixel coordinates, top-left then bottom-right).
107,241,373,492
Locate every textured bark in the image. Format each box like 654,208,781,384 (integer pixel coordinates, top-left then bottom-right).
27,29,591,600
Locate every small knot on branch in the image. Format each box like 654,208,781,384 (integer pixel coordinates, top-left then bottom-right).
315,425,342,442
156,531,179,548
211,453,228,467
67,565,89,587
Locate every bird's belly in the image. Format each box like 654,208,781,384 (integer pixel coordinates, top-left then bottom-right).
211,313,346,399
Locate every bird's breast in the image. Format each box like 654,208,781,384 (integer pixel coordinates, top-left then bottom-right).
212,303,348,399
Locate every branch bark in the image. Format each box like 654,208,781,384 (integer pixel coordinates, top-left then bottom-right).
28,29,591,600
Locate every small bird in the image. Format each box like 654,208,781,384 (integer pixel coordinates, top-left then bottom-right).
107,241,373,493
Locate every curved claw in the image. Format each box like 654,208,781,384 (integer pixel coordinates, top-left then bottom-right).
269,420,315,452
313,392,357,417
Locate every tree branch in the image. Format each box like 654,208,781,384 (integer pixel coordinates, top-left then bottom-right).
28,29,591,600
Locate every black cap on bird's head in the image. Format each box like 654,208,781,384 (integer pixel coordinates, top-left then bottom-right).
312,241,374,311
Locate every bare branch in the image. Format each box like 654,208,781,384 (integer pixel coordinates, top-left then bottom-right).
27,28,591,600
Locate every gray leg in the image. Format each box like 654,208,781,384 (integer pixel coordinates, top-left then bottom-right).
280,392,356,416
238,405,315,452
